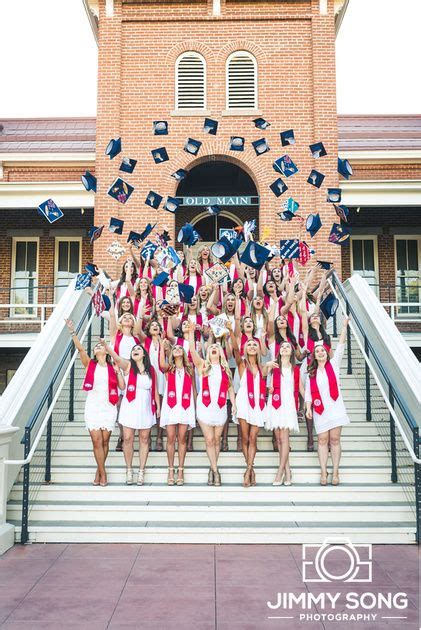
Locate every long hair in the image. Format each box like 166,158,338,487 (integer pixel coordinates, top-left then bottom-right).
250,300,268,331
308,319,331,346
135,277,154,304
167,346,194,377
307,347,331,378
117,295,134,319
232,277,247,300
117,313,136,333
129,345,153,378
275,341,296,368
185,258,200,277
144,318,163,337
242,338,262,373
182,296,199,317
197,246,214,267
240,315,256,336
92,342,113,365
117,260,137,290
222,292,236,316
263,280,280,298
202,344,232,383
274,316,297,348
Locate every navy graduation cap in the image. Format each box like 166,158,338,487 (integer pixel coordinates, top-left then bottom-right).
105,137,121,160
252,138,270,156
184,138,202,156
280,129,295,146
207,204,222,215
152,271,169,287
229,136,245,151
141,240,158,260
119,157,137,174
171,168,188,182
178,283,194,304
38,199,63,224
273,155,298,178
107,178,134,204
334,204,349,222
109,217,124,234
81,170,97,192
164,196,182,213
307,169,325,188
177,223,200,247
328,223,350,245
88,225,104,244
270,178,288,197
153,121,168,135
309,142,327,159
279,239,300,259
327,188,341,203
306,213,322,237
211,236,242,264
145,191,163,209
75,272,92,291
127,231,142,247
157,230,171,246
320,293,339,320
84,263,99,277
278,210,295,222
139,223,156,242
204,118,218,135
317,260,333,270
338,157,353,180
254,117,270,130
240,241,271,270
151,147,169,163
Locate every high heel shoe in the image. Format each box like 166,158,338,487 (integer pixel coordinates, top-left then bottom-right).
284,472,292,487
207,468,214,486
243,466,252,488
250,467,256,486
272,469,285,486
331,474,340,486
126,468,133,485
320,472,328,486
137,469,145,486
176,467,184,486
214,469,221,487
167,467,175,486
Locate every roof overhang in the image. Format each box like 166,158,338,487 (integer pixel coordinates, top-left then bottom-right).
83,0,99,45
335,0,349,36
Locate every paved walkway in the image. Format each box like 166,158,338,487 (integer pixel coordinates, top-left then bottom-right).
0,544,419,629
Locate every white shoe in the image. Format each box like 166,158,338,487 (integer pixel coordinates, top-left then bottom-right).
126,468,133,485
272,471,285,486
137,469,145,486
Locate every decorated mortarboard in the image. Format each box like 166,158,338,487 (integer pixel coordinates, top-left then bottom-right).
177,223,200,246
151,147,169,163
141,240,158,260
152,271,170,287
171,168,188,181
307,170,325,188
279,239,300,259
309,142,327,159
273,155,298,178
184,138,202,156
164,196,182,213
102,294,111,311
127,231,143,247
38,199,63,224
81,170,97,192
153,121,168,135
105,137,121,160
229,136,245,151
84,262,99,276
252,138,270,155
280,129,295,146
306,213,322,237
178,283,194,304
338,157,353,180
75,272,92,290
240,241,271,270
91,289,105,317
88,224,104,244
145,191,163,209
107,178,134,204
139,223,156,242
157,230,171,246
334,204,349,222
320,292,339,320
298,241,314,266
109,217,124,234
211,236,242,264
107,241,126,260
317,260,333,270
327,188,341,203
204,118,218,135
278,210,295,222
282,197,300,214
243,219,256,243
119,157,137,174
207,204,222,215
270,177,288,197
254,117,270,130
328,223,350,245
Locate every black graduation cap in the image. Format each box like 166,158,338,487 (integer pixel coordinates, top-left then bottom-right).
307,170,325,188
178,283,194,304
211,236,242,264
164,197,182,213
151,147,169,163
328,223,350,245
327,188,341,203
85,263,99,276
81,171,97,192
204,118,218,135
145,191,163,209
280,129,295,146
138,223,155,241
270,178,288,197
320,293,339,320
119,157,137,174
207,204,222,215
88,225,104,244
184,138,202,155
171,168,188,181
107,178,134,204
177,223,200,246
317,260,333,270
105,137,121,159
334,204,349,222
338,157,353,180
127,231,142,247
273,155,298,177
229,136,245,151
254,117,270,130
252,138,270,155
306,213,322,237
153,121,168,135
240,241,271,270
157,230,171,246
309,142,327,158
152,272,169,287
278,210,295,222
109,217,124,234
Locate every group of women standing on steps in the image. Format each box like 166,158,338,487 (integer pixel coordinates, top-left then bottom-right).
67,244,351,489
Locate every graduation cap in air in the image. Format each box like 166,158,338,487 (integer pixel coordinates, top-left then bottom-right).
141,240,158,260
229,136,245,151
127,231,142,247
273,155,298,178
279,239,300,259
171,168,188,182
280,129,295,146
309,142,327,159
184,138,202,156
107,178,134,204
151,147,169,163
37,199,64,224
105,137,122,160
211,236,242,264
157,230,171,246
152,271,170,287
177,223,200,246
252,138,270,155
145,191,163,209
153,121,168,135
282,197,300,214
178,283,194,304
327,188,342,203
338,157,353,180
84,263,99,276
207,204,222,215
254,117,270,130
334,204,349,222
243,219,256,243
204,118,218,135
88,225,104,244
317,260,333,270
164,196,182,213
278,210,295,222
75,272,92,291
81,171,97,192
139,223,156,242
119,157,137,174
320,293,339,320
306,213,322,237
328,223,350,245
270,178,288,197
109,217,124,234
307,170,325,188
240,241,271,270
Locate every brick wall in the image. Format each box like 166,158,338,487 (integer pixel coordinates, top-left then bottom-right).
351,163,421,181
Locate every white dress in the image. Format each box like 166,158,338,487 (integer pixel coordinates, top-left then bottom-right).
235,369,266,427
265,368,299,432
84,364,117,432
304,342,350,434
119,373,156,430
148,339,166,396
196,365,228,427
115,334,138,396
160,370,196,428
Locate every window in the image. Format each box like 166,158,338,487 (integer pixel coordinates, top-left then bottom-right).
11,238,39,317
176,52,206,109
226,51,257,109
55,238,81,301
395,237,421,315
351,237,378,295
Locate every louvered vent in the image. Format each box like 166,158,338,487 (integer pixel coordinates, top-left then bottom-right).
227,52,257,109
176,53,206,109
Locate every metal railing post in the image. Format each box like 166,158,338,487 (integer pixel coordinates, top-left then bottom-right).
87,303,92,355
333,310,338,338
44,384,53,483
100,316,105,338
69,363,75,422
346,301,352,374
413,428,420,543
389,384,398,483
364,336,372,421
20,428,31,544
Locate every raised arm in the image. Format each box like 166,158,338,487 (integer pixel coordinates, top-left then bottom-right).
187,321,205,370
267,300,276,339
109,294,118,340
207,284,220,315
280,279,295,315
100,339,131,372
227,320,242,371
65,319,90,368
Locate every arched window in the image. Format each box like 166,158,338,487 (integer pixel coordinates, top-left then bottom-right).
226,51,257,109
176,52,206,109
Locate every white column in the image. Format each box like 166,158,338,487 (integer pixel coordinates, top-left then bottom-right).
106,0,114,17
0,426,19,554
320,0,328,15
213,0,221,17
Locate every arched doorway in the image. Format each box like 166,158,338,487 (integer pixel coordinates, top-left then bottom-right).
175,159,259,245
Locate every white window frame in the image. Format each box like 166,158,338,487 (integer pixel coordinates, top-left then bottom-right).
54,237,82,302
226,50,258,111
394,235,421,317
350,236,379,294
10,236,40,318
175,51,207,111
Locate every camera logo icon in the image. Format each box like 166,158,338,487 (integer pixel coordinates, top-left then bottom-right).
302,537,372,583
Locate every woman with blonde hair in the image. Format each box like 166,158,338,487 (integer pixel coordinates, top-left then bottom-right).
197,245,214,278
133,276,155,322
184,257,202,294
188,322,236,486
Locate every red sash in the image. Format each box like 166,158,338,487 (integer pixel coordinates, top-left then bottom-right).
272,337,294,359
176,337,192,363
240,334,259,356
126,366,157,414
113,332,140,356
246,368,266,410
309,362,339,414
167,369,192,410
271,365,300,410
287,311,304,347
144,336,164,372
202,368,229,408
184,274,202,293
83,360,119,406
133,296,152,319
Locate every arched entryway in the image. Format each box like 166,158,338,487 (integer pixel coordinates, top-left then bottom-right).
175,159,259,244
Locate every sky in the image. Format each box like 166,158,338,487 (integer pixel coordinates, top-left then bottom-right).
0,0,420,117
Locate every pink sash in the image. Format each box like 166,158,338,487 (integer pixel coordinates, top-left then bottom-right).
310,362,339,414
202,368,229,408
246,368,266,410
167,369,193,410
83,360,119,406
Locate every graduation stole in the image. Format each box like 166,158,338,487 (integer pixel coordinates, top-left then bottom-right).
134,295,152,318
182,313,203,342
246,368,266,410
271,365,300,410
126,366,157,414
144,337,164,372
184,274,202,292
309,362,339,414
202,368,229,408
176,337,192,362
113,332,140,356
287,311,304,346
273,336,294,360
167,369,192,410
83,360,119,406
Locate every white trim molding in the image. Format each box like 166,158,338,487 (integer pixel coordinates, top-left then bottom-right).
0,182,94,209
0,152,95,167
339,149,421,164
341,179,421,206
